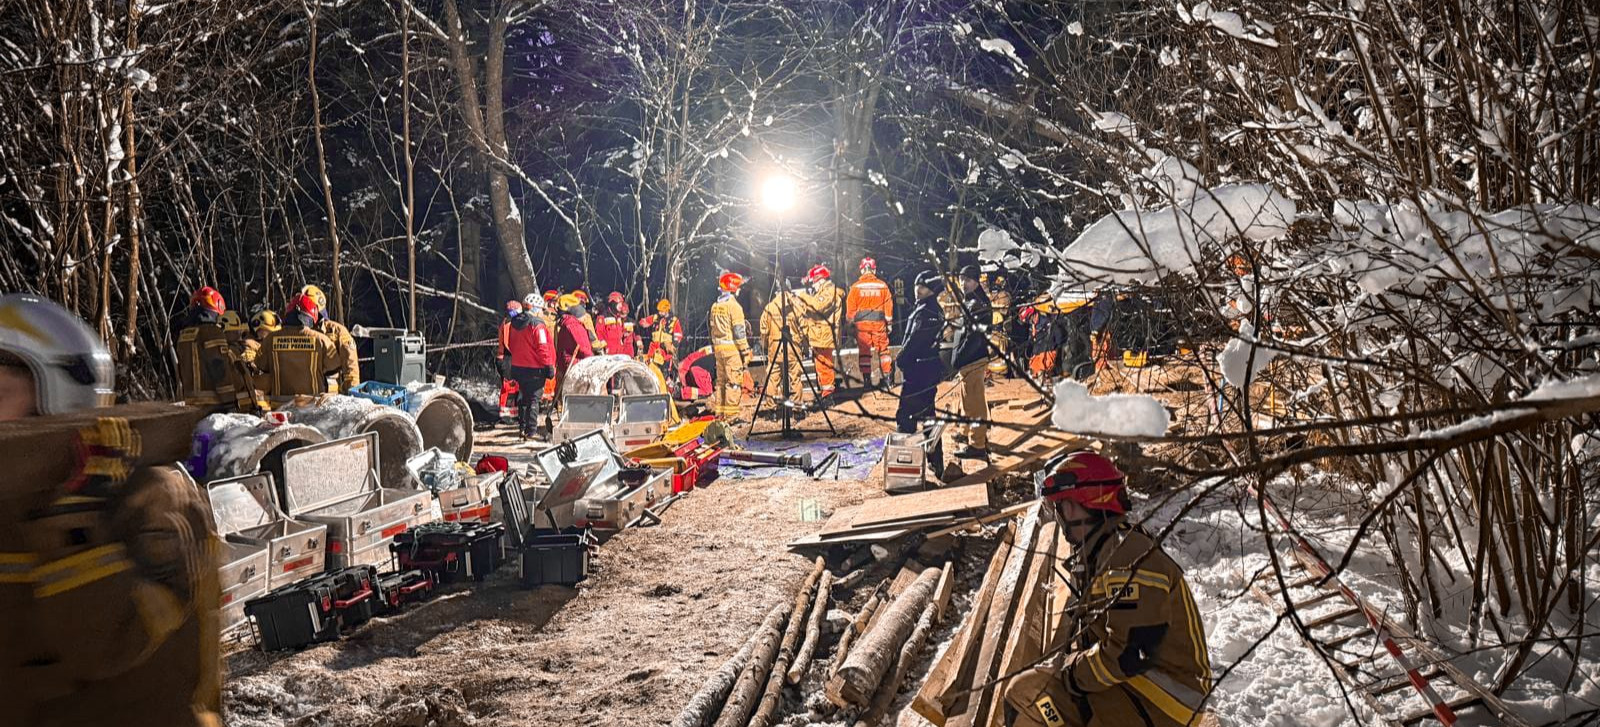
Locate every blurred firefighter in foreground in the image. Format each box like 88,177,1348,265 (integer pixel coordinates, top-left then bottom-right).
759,288,806,414
298,285,360,393
507,295,556,439
174,286,261,413
639,298,684,371
895,271,946,435
256,294,344,403
951,265,992,460
799,264,843,399
846,257,894,388
0,293,222,726
708,272,751,421
1004,451,1212,727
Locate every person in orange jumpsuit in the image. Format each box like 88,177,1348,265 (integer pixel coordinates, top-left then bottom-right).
845,257,895,388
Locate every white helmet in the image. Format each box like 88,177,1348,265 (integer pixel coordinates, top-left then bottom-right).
523,294,545,311
0,294,115,415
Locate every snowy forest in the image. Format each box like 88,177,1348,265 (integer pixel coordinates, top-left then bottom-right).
5,0,1600,723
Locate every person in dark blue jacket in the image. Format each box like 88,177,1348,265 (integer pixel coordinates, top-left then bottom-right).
950,265,993,459
895,270,948,435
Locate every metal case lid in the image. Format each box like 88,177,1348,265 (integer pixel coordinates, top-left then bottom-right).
281,432,381,515
205,476,275,538
531,430,620,508
562,395,616,424
619,394,671,423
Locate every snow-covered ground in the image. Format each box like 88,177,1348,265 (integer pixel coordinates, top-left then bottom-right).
1142,469,1600,726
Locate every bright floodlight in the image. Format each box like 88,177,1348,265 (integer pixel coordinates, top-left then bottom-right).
760,173,798,213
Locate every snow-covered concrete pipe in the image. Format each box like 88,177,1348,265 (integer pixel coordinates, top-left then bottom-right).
560,354,663,398
275,395,425,487
409,384,474,462
195,413,329,489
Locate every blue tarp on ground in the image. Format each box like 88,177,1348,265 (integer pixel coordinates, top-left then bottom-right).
718,436,885,480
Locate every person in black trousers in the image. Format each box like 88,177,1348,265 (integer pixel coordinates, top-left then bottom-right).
895,271,948,434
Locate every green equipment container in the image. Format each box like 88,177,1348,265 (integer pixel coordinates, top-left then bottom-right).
369,328,427,386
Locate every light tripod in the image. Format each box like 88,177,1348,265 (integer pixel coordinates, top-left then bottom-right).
746,254,838,440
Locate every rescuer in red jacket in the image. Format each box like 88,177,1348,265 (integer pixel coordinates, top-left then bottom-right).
554,293,596,402
506,296,556,438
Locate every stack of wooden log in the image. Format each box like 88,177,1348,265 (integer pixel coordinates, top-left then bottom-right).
823,559,956,726
912,505,1057,727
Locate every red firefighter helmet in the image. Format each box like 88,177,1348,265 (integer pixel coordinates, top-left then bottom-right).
608,291,625,304
1035,450,1128,515
719,272,745,292
191,286,226,315
574,290,590,303
543,290,559,303
859,257,877,274
806,264,831,283
287,293,321,324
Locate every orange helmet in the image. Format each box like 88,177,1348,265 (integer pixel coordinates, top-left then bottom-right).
859,257,877,274
806,264,831,282
574,290,590,303
1035,450,1128,515
543,290,559,303
191,286,226,315
656,299,671,314
719,272,745,292
608,291,625,304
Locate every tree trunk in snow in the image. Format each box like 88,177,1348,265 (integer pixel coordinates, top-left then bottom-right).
750,556,827,727
306,0,345,322
712,604,791,727
831,566,941,707
441,0,538,298
673,620,762,727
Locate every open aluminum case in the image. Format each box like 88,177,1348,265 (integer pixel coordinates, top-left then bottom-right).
612,394,672,451
552,394,614,445
407,449,501,523
882,422,946,494
281,432,438,570
533,429,671,531
208,473,328,591
200,473,271,634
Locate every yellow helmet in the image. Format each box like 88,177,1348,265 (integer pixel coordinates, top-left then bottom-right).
656,299,671,314
219,310,246,332
557,293,581,311
300,284,327,310
250,309,281,334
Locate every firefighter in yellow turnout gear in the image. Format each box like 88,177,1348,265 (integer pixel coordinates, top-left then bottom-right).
174,287,262,413
759,290,805,410
256,294,345,404
708,272,752,420
298,285,360,393
1005,451,1213,727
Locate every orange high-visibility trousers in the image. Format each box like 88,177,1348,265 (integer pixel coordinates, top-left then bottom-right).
855,322,892,379
814,347,837,395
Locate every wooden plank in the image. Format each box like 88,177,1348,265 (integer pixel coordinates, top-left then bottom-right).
786,528,912,550
844,485,991,529
925,503,1032,541
932,561,955,622
816,503,867,537
984,521,1058,727
819,515,960,540
888,563,927,598
910,521,1018,726
947,434,1079,488
949,507,1043,727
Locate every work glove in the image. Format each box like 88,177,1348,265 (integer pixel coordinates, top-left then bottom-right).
1003,661,1077,727
542,366,556,378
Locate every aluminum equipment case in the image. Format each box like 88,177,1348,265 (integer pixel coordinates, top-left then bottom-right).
281,432,439,570
208,473,328,590
534,429,672,531
552,394,614,445
882,422,946,494
390,520,506,583
612,394,672,451
498,472,595,587
200,471,272,633
244,564,377,651
408,448,500,523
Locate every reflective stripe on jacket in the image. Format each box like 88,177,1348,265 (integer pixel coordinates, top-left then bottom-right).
846,274,894,324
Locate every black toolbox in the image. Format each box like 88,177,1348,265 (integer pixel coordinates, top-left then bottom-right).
498,472,595,587
390,520,506,583
244,565,378,651
374,569,435,613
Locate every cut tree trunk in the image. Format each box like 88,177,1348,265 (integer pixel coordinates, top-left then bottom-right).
856,597,938,727
831,565,942,707
787,568,834,684
711,604,790,727
674,620,764,727
830,589,884,679
750,557,828,727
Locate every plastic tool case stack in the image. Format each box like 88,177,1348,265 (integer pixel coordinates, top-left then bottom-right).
390,520,506,583
280,432,438,569
243,564,379,651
